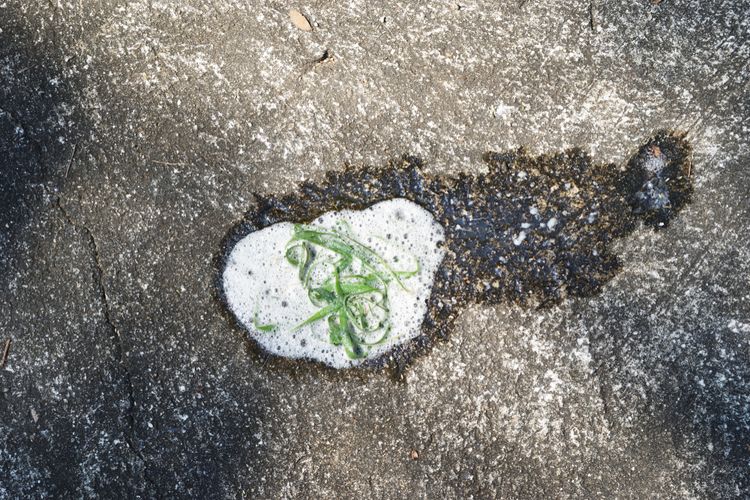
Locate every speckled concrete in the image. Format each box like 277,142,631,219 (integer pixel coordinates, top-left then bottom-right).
1,1,748,498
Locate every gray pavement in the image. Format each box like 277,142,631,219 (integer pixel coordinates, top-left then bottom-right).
1,1,749,498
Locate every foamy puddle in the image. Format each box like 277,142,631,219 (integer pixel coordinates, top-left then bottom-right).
222,199,445,368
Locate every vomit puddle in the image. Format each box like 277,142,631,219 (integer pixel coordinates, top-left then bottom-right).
216,131,693,373
222,199,445,368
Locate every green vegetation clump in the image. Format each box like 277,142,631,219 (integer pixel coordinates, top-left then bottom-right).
284,223,418,359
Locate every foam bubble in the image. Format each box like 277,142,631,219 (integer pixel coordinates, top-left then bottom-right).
222,199,445,368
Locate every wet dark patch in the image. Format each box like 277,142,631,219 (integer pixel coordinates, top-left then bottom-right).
216,131,693,376
619,133,694,227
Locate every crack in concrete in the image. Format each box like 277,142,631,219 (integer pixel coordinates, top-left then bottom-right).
51,194,152,486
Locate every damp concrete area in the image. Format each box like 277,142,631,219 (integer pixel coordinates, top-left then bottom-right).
1,1,749,498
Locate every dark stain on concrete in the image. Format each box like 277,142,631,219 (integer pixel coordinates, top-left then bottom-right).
217,131,693,375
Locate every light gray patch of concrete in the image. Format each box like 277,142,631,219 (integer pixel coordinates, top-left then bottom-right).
1,0,749,497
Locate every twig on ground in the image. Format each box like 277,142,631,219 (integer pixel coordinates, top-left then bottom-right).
151,159,187,166
1,339,11,368
65,143,77,178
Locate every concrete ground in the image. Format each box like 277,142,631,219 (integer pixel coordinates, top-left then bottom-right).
1,0,749,498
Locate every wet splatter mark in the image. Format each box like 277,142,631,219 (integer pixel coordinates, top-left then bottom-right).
620,133,693,227
216,131,693,374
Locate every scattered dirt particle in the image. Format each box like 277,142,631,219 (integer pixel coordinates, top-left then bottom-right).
30,408,39,423
289,9,313,32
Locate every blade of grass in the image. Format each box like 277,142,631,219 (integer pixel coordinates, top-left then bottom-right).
253,312,277,333
292,303,339,331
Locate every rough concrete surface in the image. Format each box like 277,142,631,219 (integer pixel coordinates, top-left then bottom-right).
1,0,749,498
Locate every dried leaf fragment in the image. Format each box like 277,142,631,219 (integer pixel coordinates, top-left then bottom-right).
289,9,313,31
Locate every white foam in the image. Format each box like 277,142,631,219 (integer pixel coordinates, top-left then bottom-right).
222,199,446,368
